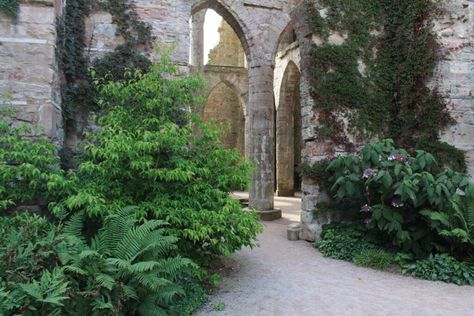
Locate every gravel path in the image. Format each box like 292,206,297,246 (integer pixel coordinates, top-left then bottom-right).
195,194,474,316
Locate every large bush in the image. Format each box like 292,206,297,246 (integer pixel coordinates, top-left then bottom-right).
326,139,473,257
51,57,262,259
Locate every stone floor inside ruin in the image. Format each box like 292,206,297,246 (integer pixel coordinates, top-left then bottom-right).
195,193,474,316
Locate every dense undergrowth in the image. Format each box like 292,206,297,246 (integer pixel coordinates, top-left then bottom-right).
0,55,262,315
314,140,474,286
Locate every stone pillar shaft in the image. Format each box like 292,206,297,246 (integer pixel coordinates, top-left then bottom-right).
191,10,206,70
248,63,276,211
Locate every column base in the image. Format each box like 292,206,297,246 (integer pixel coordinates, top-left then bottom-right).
257,209,282,221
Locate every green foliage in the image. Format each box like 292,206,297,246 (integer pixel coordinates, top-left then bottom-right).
402,254,474,286
0,213,62,284
421,184,474,256
91,43,152,82
307,0,457,165
52,59,262,259
354,249,394,270
60,209,199,315
416,139,467,173
0,213,70,315
325,139,473,256
56,0,153,167
0,110,68,211
0,211,204,315
213,302,226,312
315,222,388,261
56,0,95,162
299,159,331,192
0,0,18,20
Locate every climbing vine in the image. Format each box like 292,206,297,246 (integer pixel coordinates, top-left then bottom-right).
56,0,154,166
0,0,18,20
307,0,465,171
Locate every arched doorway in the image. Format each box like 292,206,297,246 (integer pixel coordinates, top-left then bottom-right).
276,61,302,197
203,82,245,155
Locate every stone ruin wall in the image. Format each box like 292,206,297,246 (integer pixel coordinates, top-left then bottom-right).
0,0,63,145
0,0,473,241
295,0,474,241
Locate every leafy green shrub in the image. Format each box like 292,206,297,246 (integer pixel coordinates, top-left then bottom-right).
315,223,388,261
53,57,262,259
0,210,205,315
0,212,62,284
354,249,394,270
325,139,472,256
0,213,70,315
402,254,474,286
0,110,68,212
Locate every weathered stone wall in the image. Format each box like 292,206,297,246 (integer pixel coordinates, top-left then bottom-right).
296,0,474,242
0,0,63,144
1,0,472,231
208,19,246,67
436,0,474,178
203,81,245,155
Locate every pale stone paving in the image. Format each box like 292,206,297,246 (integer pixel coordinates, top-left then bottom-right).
195,194,474,316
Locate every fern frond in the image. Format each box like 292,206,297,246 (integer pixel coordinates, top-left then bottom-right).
95,273,116,291
63,211,86,243
114,220,166,260
133,273,173,291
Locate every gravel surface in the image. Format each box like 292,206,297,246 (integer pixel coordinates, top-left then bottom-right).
195,194,474,316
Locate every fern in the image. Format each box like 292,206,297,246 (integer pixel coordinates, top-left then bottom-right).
421,183,474,254
60,210,197,315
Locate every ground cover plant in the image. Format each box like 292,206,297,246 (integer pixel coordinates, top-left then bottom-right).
0,52,262,314
313,139,474,285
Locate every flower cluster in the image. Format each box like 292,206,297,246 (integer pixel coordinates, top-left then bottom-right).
363,168,376,179
388,154,406,162
360,204,373,213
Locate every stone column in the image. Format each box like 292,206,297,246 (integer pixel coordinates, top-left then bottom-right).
247,63,281,220
276,101,295,197
191,10,206,70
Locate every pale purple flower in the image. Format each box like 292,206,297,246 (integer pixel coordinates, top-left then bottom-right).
388,154,406,162
363,168,376,179
363,218,372,225
360,204,373,213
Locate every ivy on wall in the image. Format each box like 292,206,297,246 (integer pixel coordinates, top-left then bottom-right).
0,0,19,20
307,0,466,172
56,0,154,167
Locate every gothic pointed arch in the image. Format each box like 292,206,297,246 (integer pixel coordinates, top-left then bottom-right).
276,61,302,196
203,81,245,155
192,0,251,61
